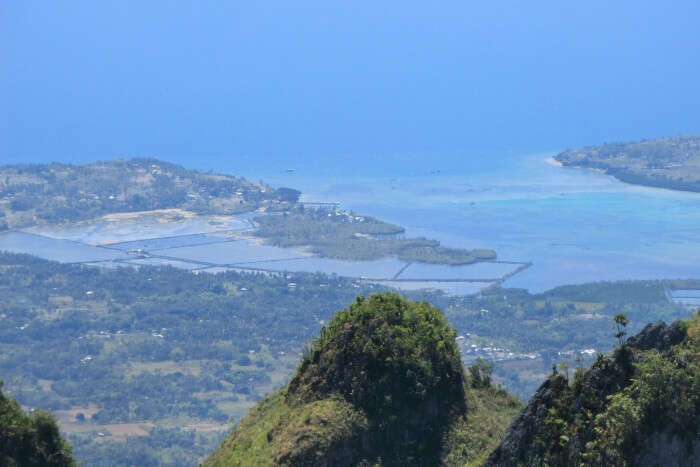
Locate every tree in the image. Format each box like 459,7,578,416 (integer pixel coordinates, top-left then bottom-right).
275,187,301,203
469,358,494,388
572,355,587,387
0,380,76,466
613,314,629,346
559,360,569,380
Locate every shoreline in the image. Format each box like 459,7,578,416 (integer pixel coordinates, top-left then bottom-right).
554,160,700,196
544,156,562,168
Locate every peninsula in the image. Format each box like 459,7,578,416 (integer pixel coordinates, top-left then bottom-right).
555,134,700,192
0,159,495,265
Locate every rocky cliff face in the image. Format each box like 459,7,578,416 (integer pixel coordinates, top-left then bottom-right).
486,316,699,467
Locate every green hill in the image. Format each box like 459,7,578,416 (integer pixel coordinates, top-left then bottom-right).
0,380,75,466
205,293,521,466
0,158,286,230
485,313,700,466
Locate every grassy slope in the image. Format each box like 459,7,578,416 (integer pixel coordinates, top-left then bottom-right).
206,293,523,466
442,386,523,466
206,384,522,467
205,392,368,467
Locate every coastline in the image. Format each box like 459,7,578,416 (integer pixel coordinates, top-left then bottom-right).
544,156,562,168
555,159,700,196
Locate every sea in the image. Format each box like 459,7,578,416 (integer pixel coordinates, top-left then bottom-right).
238,151,700,293
4,150,700,293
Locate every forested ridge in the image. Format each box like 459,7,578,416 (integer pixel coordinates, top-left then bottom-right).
486,314,700,466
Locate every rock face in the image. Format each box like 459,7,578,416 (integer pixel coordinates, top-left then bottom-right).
485,374,570,465
485,316,700,467
625,320,686,351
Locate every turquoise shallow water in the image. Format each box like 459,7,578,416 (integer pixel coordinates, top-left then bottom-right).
259,153,700,292
3,152,698,293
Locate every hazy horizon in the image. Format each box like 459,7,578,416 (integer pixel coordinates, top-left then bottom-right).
3,1,700,174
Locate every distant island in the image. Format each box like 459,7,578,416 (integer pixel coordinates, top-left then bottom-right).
555,134,700,193
0,158,495,265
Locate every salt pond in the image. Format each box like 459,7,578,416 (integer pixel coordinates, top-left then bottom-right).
121,257,206,270
104,233,233,252
163,239,310,265
397,261,520,280
27,211,253,245
246,256,406,279
1,202,528,296
1,226,505,295
669,289,700,307
0,231,128,263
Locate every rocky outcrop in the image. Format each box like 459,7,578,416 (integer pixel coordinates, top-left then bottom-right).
484,374,569,465
485,317,699,467
625,320,686,351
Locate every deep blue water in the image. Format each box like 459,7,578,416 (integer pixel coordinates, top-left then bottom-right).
3,1,700,174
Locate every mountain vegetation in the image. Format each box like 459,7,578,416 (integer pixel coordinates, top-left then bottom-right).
0,250,695,464
0,380,75,466
205,293,521,466
486,313,700,466
0,251,382,465
555,134,700,192
209,307,700,466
